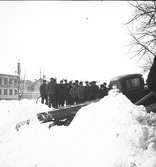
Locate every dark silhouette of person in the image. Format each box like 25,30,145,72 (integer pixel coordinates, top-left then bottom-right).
57,80,65,107
64,80,71,105
40,80,48,105
84,81,90,101
69,81,79,105
78,82,85,103
47,78,58,108
98,83,108,99
90,81,99,100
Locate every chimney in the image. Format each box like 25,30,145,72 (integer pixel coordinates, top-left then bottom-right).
17,62,21,76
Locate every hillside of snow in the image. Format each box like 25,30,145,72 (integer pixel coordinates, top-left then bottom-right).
0,92,156,167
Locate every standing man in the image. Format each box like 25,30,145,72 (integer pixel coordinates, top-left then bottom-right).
78,82,85,103
84,81,90,102
39,80,48,105
47,78,58,108
57,80,65,107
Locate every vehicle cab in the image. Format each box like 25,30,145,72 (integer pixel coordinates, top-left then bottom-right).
109,74,149,103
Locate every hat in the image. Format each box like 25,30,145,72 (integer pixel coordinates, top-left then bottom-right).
91,81,96,84
50,77,54,80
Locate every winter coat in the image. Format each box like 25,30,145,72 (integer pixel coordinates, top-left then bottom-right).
78,85,85,101
40,83,48,95
47,81,57,95
70,86,79,100
57,83,65,98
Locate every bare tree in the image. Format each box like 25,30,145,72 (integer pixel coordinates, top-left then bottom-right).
127,1,156,93
127,1,156,73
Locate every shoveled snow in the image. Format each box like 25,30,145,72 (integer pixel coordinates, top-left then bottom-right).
0,92,156,167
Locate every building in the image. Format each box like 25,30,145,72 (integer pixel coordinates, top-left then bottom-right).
0,73,19,100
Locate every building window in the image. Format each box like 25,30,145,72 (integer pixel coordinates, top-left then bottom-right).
4,89,8,95
9,78,13,85
0,89,1,95
14,89,18,95
4,78,8,85
9,89,13,95
14,79,18,86
0,78,2,85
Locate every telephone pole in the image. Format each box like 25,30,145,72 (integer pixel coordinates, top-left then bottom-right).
17,61,21,100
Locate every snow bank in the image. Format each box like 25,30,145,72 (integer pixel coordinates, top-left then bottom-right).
0,99,50,139
0,92,156,167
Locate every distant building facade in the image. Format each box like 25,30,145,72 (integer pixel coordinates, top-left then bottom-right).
0,73,19,100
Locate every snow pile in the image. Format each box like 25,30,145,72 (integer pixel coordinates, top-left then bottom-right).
0,92,156,167
69,92,156,167
0,99,50,139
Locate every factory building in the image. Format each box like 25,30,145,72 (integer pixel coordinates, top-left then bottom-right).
0,73,19,100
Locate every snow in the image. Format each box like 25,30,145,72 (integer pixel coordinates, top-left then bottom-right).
0,92,156,167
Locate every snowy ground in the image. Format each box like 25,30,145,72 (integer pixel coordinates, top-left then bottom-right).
0,91,156,167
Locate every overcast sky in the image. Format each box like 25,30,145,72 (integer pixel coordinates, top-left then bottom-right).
0,1,141,82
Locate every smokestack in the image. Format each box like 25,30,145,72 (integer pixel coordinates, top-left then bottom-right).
17,62,21,76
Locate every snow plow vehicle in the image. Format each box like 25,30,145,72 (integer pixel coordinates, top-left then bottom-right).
109,73,156,112
109,74,149,104
37,73,156,127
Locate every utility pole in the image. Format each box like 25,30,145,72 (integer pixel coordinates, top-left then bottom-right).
40,68,42,86
17,61,21,100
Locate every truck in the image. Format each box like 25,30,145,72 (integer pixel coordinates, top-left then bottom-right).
109,73,156,106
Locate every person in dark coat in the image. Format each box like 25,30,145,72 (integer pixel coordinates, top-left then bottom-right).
98,83,108,99
84,81,91,101
70,82,79,105
47,78,58,108
103,82,108,96
68,81,73,105
78,82,85,103
90,81,99,100
75,80,79,104
40,80,48,105
57,80,65,107
98,82,108,98
64,80,70,105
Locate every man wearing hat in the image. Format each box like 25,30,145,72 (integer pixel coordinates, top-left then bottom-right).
90,81,99,100
40,80,48,105
47,77,58,108
84,81,90,101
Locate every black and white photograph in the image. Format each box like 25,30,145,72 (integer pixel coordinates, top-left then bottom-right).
0,1,156,167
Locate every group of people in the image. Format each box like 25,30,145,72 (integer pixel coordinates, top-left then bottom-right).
39,78,108,108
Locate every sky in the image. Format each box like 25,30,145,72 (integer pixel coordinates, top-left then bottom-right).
0,1,142,83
